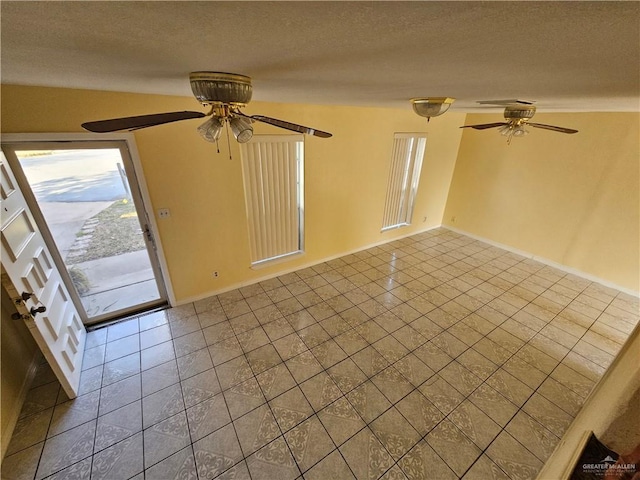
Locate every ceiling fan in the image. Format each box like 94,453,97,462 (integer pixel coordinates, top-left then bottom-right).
81,72,333,144
460,100,578,144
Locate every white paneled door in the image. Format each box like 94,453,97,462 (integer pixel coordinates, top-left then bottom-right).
1,152,85,398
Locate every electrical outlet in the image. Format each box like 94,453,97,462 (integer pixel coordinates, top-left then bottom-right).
158,208,171,219
212,271,219,278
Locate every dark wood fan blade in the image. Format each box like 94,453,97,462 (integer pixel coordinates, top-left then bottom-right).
460,122,509,130
477,99,535,105
241,113,332,138
81,111,206,133
528,122,578,134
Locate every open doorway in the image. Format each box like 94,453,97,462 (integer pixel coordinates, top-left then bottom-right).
2,139,168,324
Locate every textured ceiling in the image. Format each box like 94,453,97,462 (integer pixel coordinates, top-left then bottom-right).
2,1,639,112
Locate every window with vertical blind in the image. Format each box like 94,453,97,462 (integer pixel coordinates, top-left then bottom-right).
381,133,427,231
239,135,304,266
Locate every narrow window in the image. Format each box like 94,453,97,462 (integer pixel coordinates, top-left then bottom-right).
240,135,304,266
381,133,427,231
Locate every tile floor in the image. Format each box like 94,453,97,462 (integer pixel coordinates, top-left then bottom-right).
3,229,639,480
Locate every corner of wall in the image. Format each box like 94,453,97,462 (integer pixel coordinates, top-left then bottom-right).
1,292,40,460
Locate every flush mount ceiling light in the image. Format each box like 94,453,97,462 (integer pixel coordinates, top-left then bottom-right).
411,97,456,122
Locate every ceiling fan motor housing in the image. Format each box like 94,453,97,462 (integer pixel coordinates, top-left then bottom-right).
190,72,253,106
504,105,536,120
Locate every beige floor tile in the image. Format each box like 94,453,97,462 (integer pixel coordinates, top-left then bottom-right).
468,383,518,427
92,432,143,480
236,326,270,354
449,400,501,450
550,363,596,398
142,359,180,397
371,365,415,404
339,426,395,479
223,377,267,420
95,400,142,452
234,404,280,457
10,229,638,480
350,345,389,377
304,449,355,480
270,386,314,432
413,341,453,372
522,393,574,438
299,372,342,412
246,436,301,480
6,407,53,457
399,439,458,480
370,407,421,461
318,397,366,447
462,454,509,480
285,350,325,384
36,420,96,479
505,411,560,462
284,415,335,473
145,446,197,480
256,363,297,400
0,441,44,480
395,390,442,437
486,431,543,480
418,375,464,416
186,393,231,442
426,419,482,477
503,357,545,391
181,367,221,408
457,348,499,380
536,377,584,417
193,423,243,479
439,361,483,396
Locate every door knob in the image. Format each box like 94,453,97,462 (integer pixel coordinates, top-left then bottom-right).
15,292,35,305
30,305,46,316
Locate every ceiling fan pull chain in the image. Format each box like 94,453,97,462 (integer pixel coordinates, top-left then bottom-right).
225,120,233,160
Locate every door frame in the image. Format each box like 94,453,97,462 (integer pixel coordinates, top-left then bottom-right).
1,133,176,324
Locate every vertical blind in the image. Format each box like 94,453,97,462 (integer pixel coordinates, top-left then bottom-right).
240,135,304,265
381,133,427,231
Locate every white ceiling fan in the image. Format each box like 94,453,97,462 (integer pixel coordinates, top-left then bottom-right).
82,72,333,143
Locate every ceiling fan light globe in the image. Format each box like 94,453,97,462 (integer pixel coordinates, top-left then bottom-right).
197,116,224,143
230,117,253,143
498,125,512,136
513,125,529,137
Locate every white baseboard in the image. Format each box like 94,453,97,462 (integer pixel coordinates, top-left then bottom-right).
175,224,443,306
1,350,40,461
444,225,639,298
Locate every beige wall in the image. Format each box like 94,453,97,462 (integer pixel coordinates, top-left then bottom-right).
1,290,39,459
444,112,640,292
1,85,464,303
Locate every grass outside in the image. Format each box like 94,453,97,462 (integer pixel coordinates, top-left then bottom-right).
70,199,146,263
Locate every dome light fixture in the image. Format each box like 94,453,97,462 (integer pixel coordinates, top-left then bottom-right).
411,97,455,122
